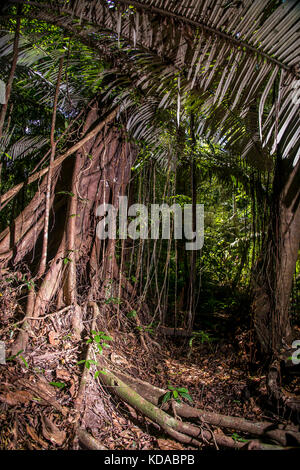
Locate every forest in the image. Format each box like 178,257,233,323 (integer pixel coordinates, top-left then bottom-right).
0,0,299,454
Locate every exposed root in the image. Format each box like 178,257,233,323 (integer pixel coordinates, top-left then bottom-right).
267,359,300,418
11,237,67,356
96,365,292,449
74,302,99,414
77,428,107,450
113,370,300,447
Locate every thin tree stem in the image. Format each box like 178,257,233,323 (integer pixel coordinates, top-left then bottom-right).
38,56,64,278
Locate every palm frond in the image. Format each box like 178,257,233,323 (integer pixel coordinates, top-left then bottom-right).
21,0,300,166
0,132,48,161
8,135,49,161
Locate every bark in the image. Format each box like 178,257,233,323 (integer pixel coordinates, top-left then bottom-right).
114,370,300,447
2,103,136,354
77,428,107,450
96,366,290,449
97,365,243,449
0,107,119,211
267,359,300,415
252,158,300,355
74,302,99,413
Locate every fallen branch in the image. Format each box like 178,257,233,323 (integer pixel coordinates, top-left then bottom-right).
98,366,239,448
114,370,300,447
96,365,289,449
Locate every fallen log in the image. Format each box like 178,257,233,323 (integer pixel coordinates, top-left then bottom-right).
113,370,300,447
96,365,291,449
97,365,243,449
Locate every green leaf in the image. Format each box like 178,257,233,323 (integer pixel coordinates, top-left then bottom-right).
86,359,97,369
231,433,249,443
94,370,107,378
179,392,193,403
102,335,113,341
177,387,189,394
49,381,65,389
56,191,75,197
127,310,137,318
161,391,172,403
19,355,29,368
7,350,24,361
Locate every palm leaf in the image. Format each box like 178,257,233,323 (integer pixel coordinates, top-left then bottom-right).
2,0,299,169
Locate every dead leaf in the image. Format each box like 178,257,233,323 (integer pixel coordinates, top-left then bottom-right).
19,378,68,416
69,380,76,397
119,430,133,439
157,438,184,450
214,427,225,435
110,353,127,365
0,390,32,406
124,403,138,419
26,424,48,449
56,368,71,382
41,415,66,446
48,331,59,346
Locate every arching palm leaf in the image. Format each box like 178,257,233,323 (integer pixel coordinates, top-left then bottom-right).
19,0,299,167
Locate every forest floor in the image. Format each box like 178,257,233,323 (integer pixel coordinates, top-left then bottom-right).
1,303,299,451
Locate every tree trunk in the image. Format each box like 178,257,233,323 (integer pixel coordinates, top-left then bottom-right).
252,157,300,355
0,103,136,353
